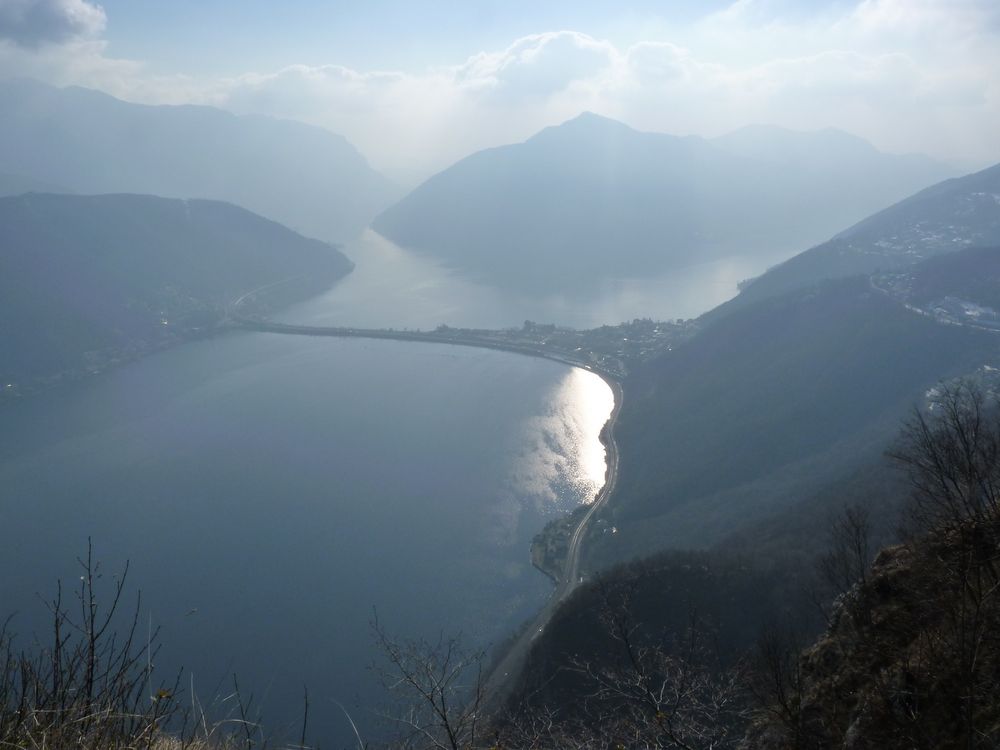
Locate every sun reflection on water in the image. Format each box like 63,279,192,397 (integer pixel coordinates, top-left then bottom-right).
512,367,615,515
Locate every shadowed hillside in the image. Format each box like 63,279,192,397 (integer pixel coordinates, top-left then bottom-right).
0,193,353,390
589,256,998,568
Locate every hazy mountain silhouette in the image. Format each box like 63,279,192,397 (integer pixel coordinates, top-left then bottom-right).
0,170,73,197
712,123,939,176
733,161,1000,307
0,193,353,388
0,78,399,242
373,112,953,292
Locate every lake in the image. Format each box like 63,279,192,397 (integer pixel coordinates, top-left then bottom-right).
0,231,764,746
0,331,612,746
276,230,786,330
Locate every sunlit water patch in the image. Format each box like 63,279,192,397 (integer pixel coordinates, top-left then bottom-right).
509,368,614,511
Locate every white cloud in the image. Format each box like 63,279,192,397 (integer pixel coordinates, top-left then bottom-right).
624,42,694,84
0,0,105,47
457,31,616,99
1,0,998,178
847,0,1000,38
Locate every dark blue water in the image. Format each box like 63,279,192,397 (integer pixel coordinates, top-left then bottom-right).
0,329,612,746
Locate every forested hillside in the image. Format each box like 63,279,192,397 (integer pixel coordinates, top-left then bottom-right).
588,261,998,568
0,193,353,391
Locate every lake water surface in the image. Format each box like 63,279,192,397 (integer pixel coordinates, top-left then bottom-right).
0,232,766,746
277,230,787,330
0,331,612,745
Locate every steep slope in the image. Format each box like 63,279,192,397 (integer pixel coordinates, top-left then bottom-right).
0,78,399,242
373,113,951,292
904,245,1000,313
501,246,1000,745
747,513,1000,749
733,162,1000,308
0,193,353,390
586,248,1000,569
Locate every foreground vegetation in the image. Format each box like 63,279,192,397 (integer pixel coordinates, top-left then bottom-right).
0,542,298,750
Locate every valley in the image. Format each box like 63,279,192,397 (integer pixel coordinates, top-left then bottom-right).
2,13,999,744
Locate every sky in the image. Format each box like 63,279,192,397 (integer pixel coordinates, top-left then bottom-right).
0,0,998,181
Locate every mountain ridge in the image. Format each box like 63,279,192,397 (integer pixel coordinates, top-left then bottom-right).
373,112,953,293
0,78,400,243
726,161,1000,311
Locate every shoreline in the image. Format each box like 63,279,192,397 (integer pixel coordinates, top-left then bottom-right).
236,315,625,708
234,316,626,380
1,274,347,407
10,296,626,706
477,370,622,713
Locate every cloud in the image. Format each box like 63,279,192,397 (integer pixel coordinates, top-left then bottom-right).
210,4,1000,174
0,0,105,47
457,31,616,100
2,0,998,177
847,0,1000,38
624,42,693,84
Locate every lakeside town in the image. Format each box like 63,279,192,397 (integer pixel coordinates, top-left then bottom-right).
431,317,699,377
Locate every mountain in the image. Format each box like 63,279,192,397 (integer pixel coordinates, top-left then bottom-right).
573,159,1000,570
0,78,399,242
585,258,999,570
0,193,353,390
711,124,941,179
733,161,1000,308
492,141,1000,734
372,113,953,292
0,170,73,197
501,242,1000,745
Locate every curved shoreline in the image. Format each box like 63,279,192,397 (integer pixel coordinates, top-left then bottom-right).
476,372,621,712
234,316,623,707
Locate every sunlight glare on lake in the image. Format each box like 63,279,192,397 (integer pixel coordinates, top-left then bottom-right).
512,367,615,512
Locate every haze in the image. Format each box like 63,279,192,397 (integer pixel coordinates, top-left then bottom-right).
4,1,1000,748
1,0,998,182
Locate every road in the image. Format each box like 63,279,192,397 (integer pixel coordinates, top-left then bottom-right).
477,375,622,714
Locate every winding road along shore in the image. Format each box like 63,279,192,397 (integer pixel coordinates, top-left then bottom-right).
233,314,624,709
479,375,622,714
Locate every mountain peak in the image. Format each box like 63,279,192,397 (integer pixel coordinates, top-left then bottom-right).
564,110,625,126
530,111,638,142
